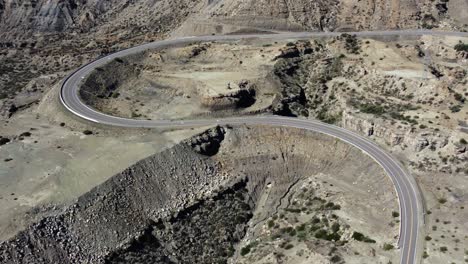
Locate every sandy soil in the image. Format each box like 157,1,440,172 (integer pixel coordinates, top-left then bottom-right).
85,41,286,120
216,127,400,264
0,82,207,240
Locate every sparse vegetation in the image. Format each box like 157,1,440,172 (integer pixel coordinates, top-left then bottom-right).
340,34,360,54
454,42,468,52
449,105,462,113
0,137,11,146
284,244,294,250
268,219,275,228
330,255,342,262
240,245,251,256
454,93,465,103
314,229,341,241
82,130,93,135
316,110,342,125
358,103,386,115
383,243,394,250
19,132,32,137
352,232,376,243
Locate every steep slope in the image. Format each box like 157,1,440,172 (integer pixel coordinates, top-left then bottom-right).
0,0,205,38
1,0,467,39
0,126,398,263
1,0,466,100
175,0,468,35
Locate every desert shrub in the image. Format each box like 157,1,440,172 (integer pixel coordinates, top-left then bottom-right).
383,243,394,250
284,244,294,250
389,112,418,124
454,42,468,52
438,198,447,204
285,208,301,213
392,211,400,218
326,56,344,78
131,112,142,118
240,245,251,256
449,105,462,113
267,220,275,228
297,232,307,240
352,232,376,243
296,224,306,232
327,232,341,241
83,130,93,135
283,227,293,233
323,202,338,210
311,217,321,224
314,229,341,241
310,224,321,232
20,132,32,137
341,34,360,54
314,229,328,239
460,138,467,145
454,93,465,102
422,22,434,29
331,223,340,233
317,110,341,124
0,137,11,146
359,103,385,115
330,255,341,262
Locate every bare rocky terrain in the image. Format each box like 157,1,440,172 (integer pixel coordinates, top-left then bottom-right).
1,0,468,102
78,41,279,120
1,1,468,264
0,126,399,264
73,33,468,262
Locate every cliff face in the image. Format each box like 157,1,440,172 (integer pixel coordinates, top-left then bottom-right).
205,0,340,31
0,0,95,32
0,0,205,38
175,0,468,35
0,126,395,263
1,0,467,39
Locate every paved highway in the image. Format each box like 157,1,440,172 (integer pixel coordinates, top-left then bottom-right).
60,30,468,264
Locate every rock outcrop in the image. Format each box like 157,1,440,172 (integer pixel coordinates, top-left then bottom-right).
1,0,467,41
0,126,394,263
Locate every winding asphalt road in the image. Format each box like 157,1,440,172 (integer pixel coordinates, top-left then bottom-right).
60,30,468,264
